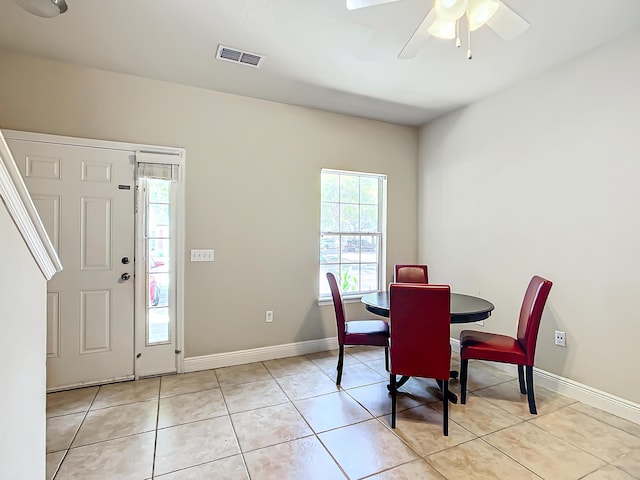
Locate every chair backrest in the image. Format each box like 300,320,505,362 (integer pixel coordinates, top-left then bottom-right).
326,272,346,345
394,264,429,284
389,283,451,380
517,275,553,365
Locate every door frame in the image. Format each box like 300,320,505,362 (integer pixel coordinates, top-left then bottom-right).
2,129,186,377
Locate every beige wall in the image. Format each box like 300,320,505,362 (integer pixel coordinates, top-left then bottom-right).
418,30,640,403
0,203,47,480
0,49,419,358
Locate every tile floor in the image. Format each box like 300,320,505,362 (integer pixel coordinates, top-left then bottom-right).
46,347,640,479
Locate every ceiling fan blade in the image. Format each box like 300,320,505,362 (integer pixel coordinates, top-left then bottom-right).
398,8,435,59
346,0,402,11
486,2,529,41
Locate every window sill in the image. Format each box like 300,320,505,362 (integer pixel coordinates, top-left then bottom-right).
317,294,366,307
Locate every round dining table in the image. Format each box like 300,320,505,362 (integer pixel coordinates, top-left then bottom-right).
361,291,495,323
360,290,495,403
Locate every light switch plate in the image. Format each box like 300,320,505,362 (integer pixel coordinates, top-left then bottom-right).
191,249,214,262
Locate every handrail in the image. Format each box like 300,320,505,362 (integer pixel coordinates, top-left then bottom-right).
0,130,62,280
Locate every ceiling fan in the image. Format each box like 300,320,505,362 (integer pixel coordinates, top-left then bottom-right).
347,0,529,59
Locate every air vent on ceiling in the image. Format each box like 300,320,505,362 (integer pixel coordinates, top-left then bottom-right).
216,45,264,68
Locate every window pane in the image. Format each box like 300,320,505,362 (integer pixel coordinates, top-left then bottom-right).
149,272,169,308
341,265,360,293
361,235,378,263
320,235,340,264
360,177,378,205
321,202,339,232
341,235,360,264
340,175,359,203
361,264,378,291
149,239,169,273
149,179,170,203
148,204,170,237
319,265,339,296
360,205,378,231
321,173,339,202
148,307,169,344
340,204,359,232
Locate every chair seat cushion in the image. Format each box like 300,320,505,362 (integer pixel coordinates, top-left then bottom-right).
459,330,527,365
345,320,389,346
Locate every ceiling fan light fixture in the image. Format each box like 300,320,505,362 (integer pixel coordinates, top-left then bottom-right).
15,0,68,18
434,0,468,21
467,0,499,31
427,17,457,39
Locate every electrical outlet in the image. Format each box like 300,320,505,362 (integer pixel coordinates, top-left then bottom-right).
554,330,566,347
266,310,273,323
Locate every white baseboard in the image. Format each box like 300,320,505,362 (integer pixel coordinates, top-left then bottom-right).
450,338,640,425
185,337,639,425
184,337,338,372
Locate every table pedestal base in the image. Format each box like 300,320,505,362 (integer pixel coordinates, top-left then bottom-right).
387,375,458,403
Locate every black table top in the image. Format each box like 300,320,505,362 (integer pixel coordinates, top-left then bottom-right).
361,291,494,324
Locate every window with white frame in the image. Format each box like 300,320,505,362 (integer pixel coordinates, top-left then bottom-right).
319,168,387,298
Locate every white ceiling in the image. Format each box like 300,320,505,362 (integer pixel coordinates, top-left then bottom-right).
1,0,640,126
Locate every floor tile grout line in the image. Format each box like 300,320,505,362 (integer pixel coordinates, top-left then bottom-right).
521,406,636,466
312,429,357,480
471,436,545,479
306,349,441,477
51,385,101,479
482,421,607,479
565,402,640,440
151,453,248,479
358,459,428,480
459,390,534,422
214,368,252,479
333,355,553,472
150,378,162,479
55,384,161,476
239,359,331,462
250,353,383,478
371,402,480,462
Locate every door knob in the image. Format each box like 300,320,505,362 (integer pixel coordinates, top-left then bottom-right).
121,273,131,281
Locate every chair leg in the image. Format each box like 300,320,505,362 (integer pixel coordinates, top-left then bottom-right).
384,346,389,372
442,380,449,436
517,364,526,394
390,373,397,429
525,365,537,414
460,359,469,404
336,345,344,386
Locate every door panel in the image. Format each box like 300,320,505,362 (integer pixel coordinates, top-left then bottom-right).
81,197,111,269
80,289,111,353
8,139,135,390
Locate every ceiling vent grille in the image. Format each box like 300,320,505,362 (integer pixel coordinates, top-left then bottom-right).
216,45,264,68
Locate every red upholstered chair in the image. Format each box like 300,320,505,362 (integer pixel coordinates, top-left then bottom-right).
394,264,429,283
326,272,389,386
388,283,451,435
459,275,553,414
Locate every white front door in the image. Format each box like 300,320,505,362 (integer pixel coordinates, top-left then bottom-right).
8,139,136,390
